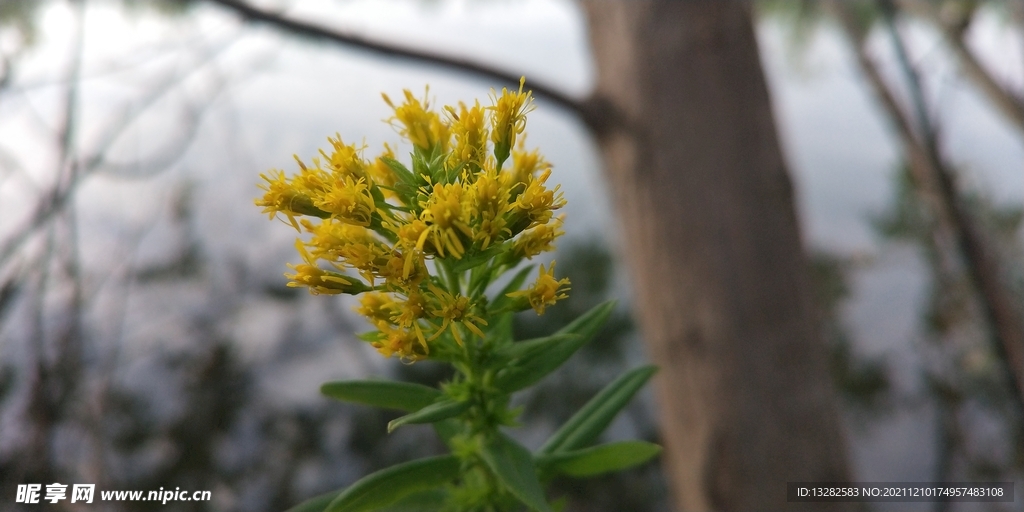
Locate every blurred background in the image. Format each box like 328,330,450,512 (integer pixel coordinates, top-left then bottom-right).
0,1,1022,510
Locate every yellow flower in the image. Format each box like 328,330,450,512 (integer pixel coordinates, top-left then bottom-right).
382,88,449,152
469,168,512,250
284,240,368,295
489,77,534,166
373,325,428,361
394,291,427,327
255,170,326,230
427,284,487,346
513,168,565,229
259,81,570,363
513,215,564,259
419,182,473,259
291,156,333,196
375,252,427,292
507,143,548,189
311,175,376,227
507,262,570,315
446,101,488,173
357,292,397,326
306,221,389,284
321,135,367,179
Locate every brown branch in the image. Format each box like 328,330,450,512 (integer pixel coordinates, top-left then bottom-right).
198,0,625,134
898,0,1024,135
831,0,1024,410
0,40,239,270
878,0,1024,408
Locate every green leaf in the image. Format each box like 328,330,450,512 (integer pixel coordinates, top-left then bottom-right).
381,156,416,186
433,418,462,449
485,331,577,372
355,330,385,342
321,381,441,412
480,434,552,512
286,490,339,512
487,312,514,347
450,241,511,273
488,264,535,313
388,399,470,433
536,441,661,478
325,455,460,512
379,488,449,511
495,333,579,363
493,301,616,392
539,365,657,455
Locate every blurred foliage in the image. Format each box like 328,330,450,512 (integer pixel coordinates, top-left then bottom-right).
0,0,42,45
809,252,891,416
873,165,1024,480
511,239,670,512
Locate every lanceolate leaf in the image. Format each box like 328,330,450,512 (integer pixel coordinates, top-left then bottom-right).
380,489,449,511
325,455,460,512
536,441,662,477
495,333,579,363
321,381,441,412
450,241,511,273
381,156,416,186
493,301,616,393
387,399,470,433
539,365,657,455
480,434,552,512
486,312,515,348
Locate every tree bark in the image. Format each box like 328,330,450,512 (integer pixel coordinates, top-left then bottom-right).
579,3,852,510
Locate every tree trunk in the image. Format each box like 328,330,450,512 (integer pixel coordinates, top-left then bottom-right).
580,3,852,510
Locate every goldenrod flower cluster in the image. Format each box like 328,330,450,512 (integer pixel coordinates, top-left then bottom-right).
256,79,569,361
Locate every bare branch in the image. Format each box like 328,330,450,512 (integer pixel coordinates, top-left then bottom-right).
198,0,609,126
831,0,1024,411
899,0,1024,135
0,37,241,269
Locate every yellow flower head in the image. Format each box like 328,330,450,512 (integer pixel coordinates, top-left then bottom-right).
376,252,427,290
470,168,512,250
306,221,389,284
256,170,314,230
507,262,570,315
446,100,489,173
514,168,566,229
489,77,534,166
374,325,428,361
394,291,428,328
291,156,332,196
357,292,397,326
507,143,549,188
427,284,487,346
312,175,376,226
513,215,564,260
284,240,368,295
321,135,367,179
383,88,449,152
259,80,570,363
420,182,473,259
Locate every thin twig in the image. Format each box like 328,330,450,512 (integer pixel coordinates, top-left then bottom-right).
0,37,241,270
831,0,1024,413
899,0,1024,134
202,0,581,109
198,0,629,134
877,0,1024,409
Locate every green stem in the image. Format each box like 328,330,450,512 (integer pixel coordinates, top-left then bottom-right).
437,258,461,295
